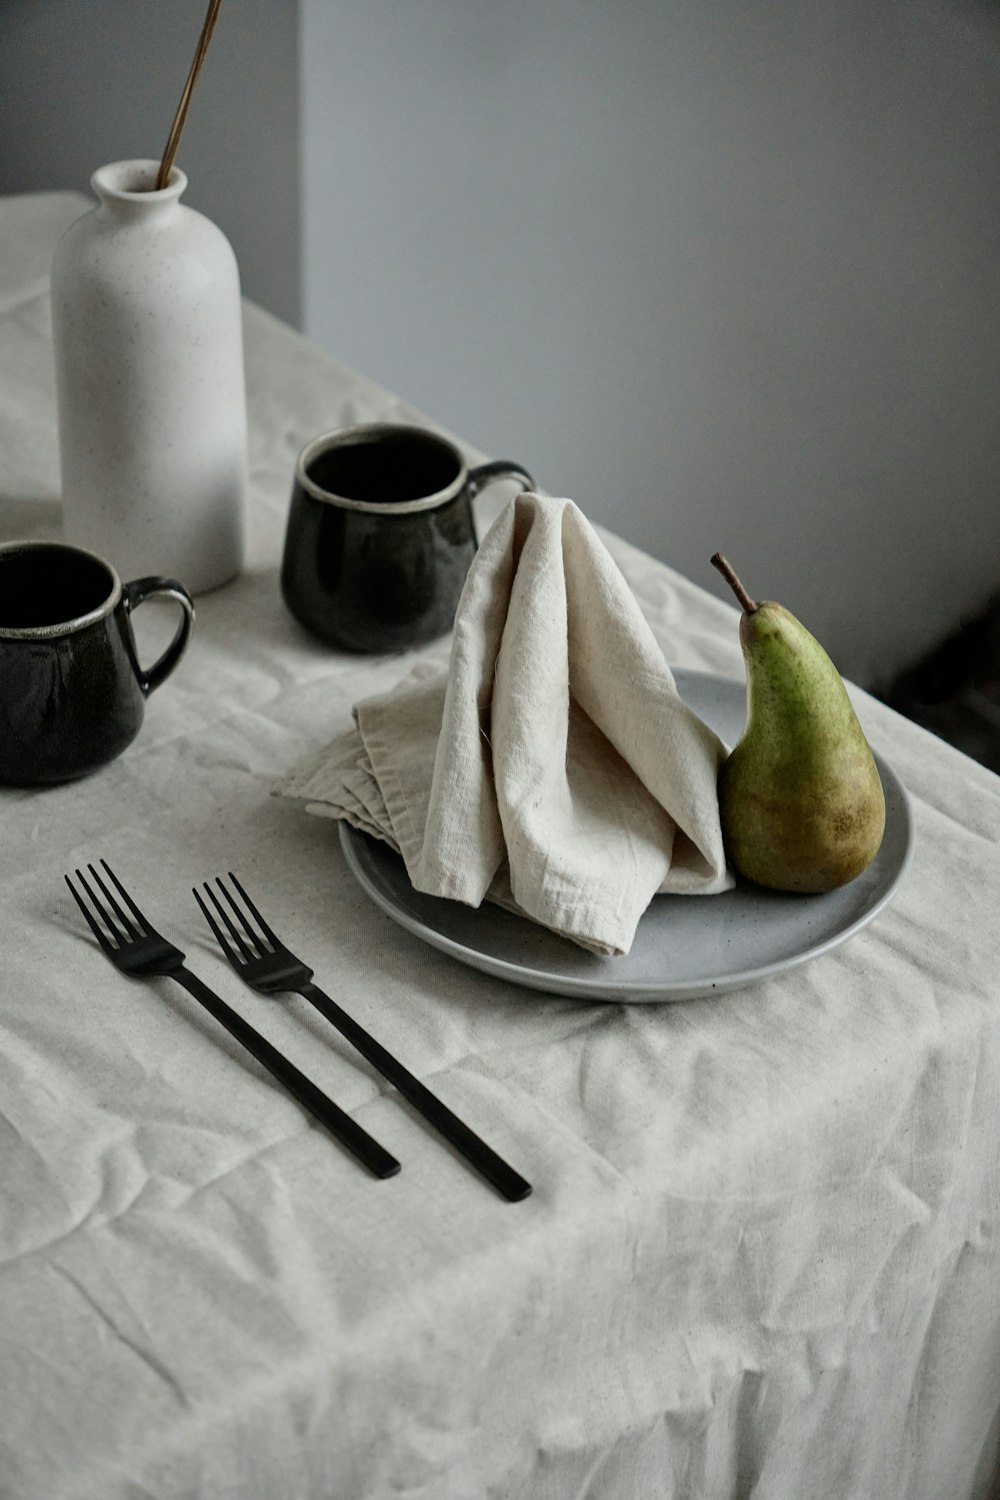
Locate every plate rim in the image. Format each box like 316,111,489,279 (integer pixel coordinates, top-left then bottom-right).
337,669,916,1001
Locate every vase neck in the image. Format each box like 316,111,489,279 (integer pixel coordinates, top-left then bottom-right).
91,159,187,224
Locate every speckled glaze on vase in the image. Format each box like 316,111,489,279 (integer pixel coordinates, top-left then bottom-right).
50,159,248,595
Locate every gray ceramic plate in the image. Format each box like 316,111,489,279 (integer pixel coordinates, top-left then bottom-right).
338,669,915,1001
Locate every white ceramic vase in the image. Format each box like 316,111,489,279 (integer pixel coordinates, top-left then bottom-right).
50,159,248,594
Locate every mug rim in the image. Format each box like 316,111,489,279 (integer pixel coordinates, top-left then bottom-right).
295,422,469,515
0,539,122,640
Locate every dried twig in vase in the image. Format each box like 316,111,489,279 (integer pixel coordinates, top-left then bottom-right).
154,0,225,190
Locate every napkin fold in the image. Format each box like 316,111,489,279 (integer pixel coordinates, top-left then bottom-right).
280,494,733,955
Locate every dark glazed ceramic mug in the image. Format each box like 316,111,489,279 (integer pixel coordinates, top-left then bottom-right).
0,540,194,785
280,423,534,652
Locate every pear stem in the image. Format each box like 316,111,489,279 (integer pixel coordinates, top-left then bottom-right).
711,553,758,614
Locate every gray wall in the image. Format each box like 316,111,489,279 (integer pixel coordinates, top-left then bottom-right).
300,0,1000,688
4,2,999,689
0,0,301,326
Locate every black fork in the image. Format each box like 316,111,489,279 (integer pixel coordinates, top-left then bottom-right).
194,873,532,1203
66,860,400,1179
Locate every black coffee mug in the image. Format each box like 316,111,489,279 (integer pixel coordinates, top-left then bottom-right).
0,540,194,785
280,423,533,652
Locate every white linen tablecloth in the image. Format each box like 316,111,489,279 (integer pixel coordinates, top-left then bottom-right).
1,191,998,1500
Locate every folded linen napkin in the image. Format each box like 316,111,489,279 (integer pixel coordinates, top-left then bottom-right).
279,493,733,955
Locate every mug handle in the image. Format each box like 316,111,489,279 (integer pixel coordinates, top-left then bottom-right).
466,460,535,501
122,576,196,696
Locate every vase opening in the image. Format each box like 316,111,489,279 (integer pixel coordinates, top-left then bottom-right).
92,159,187,209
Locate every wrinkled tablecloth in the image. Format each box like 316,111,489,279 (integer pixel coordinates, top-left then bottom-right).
1,191,998,1500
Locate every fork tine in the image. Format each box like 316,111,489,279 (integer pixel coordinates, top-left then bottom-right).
89,862,139,939
100,864,153,930
65,872,115,953
74,866,125,946
195,883,252,964
226,871,281,947
212,878,263,956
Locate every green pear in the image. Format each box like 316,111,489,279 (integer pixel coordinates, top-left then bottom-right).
711,554,885,893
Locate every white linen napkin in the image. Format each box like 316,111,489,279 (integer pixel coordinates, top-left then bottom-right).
279,494,733,954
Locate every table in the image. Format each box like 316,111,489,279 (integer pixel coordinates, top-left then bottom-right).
2,191,999,1500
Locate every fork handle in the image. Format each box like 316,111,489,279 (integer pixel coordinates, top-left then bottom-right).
171,967,400,1179
299,982,532,1203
